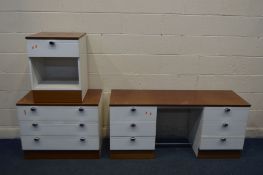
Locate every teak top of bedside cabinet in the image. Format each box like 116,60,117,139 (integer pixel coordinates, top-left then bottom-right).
110,90,251,107
16,89,102,106
25,32,86,40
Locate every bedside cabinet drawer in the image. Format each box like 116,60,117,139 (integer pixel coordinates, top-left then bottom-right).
110,137,155,150
199,137,245,150
110,121,156,136
21,136,99,150
110,107,157,121
201,120,247,137
202,107,249,122
19,121,98,136
27,40,79,57
17,106,98,121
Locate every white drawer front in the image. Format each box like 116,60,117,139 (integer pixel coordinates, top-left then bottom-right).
17,106,98,121
202,113,248,127
110,107,157,122
202,107,249,122
110,121,156,136
199,137,245,150
202,120,247,137
110,137,155,150
21,136,99,150
27,40,79,57
19,121,98,136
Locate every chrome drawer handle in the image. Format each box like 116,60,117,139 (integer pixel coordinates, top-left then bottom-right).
80,137,86,142
220,137,227,142
78,107,84,112
222,123,229,127
224,108,231,113
34,137,40,142
130,137,136,142
49,41,55,46
130,123,136,127
30,107,36,112
32,123,38,127
79,123,85,127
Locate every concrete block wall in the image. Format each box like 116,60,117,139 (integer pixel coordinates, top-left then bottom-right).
1,0,263,138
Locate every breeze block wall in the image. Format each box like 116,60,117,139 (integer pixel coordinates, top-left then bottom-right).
0,0,263,138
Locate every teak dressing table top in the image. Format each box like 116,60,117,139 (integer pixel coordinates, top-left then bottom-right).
17,89,102,106
110,90,250,107
25,32,86,40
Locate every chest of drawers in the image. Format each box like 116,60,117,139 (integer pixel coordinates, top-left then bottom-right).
17,106,100,151
16,89,102,159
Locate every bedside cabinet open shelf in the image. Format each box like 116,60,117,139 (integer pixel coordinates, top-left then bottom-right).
29,57,80,90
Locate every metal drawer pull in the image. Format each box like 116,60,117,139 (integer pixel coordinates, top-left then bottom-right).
30,107,36,112
80,137,86,142
224,108,231,112
130,137,136,142
34,137,40,142
49,41,55,46
78,107,84,112
131,107,136,112
130,123,136,127
222,123,229,127
79,123,85,127
220,137,227,142
32,123,38,127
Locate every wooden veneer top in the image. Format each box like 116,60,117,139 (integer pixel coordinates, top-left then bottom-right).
110,90,251,107
16,89,102,106
25,32,86,40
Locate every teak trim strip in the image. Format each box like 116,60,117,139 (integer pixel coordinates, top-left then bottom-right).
24,150,100,159
25,32,86,40
197,150,241,159
110,90,251,107
110,150,155,159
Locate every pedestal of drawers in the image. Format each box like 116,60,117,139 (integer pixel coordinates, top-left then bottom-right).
110,107,157,159
192,107,249,158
